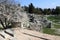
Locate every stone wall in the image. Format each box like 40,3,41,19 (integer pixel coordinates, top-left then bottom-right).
27,14,52,31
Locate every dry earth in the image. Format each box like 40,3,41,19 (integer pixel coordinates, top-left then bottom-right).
14,27,60,40
0,27,60,40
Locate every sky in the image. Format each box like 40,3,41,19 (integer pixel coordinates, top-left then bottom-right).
16,0,60,8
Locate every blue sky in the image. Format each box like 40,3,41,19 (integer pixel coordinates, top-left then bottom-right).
16,0,60,8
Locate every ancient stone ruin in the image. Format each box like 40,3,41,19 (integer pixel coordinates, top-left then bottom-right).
27,14,52,31
0,1,52,32
0,3,29,29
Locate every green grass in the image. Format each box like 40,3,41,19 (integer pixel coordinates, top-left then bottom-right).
47,16,60,29
43,15,60,36
54,24,60,29
47,16,60,23
43,28,60,36
43,28,55,35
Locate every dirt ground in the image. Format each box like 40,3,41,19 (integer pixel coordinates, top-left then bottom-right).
0,27,60,40
14,27,60,40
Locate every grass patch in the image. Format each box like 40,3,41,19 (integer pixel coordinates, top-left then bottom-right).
54,24,60,29
43,28,55,35
43,28,60,36
47,16,60,23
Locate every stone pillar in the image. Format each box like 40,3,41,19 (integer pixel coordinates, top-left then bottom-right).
21,23,23,28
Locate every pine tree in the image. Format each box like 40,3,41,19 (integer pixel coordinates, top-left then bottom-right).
28,3,35,13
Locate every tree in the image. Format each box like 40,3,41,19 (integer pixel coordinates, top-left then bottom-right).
55,6,60,15
43,8,52,15
34,8,42,14
51,8,55,15
43,9,48,15
23,6,29,12
23,3,60,15
39,8,43,14
28,3,35,13
47,8,52,15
